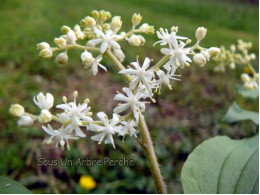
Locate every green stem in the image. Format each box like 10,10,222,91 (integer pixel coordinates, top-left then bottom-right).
150,55,170,70
106,49,167,193
105,50,133,82
138,111,167,194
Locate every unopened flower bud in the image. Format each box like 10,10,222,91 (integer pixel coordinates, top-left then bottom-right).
38,109,52,123
128,35,143,46
193,53,207,67
18,116,34,127
139,23,154,34
99,10,111,23
111,16,122,31
171,26,178,32
61,25,71,34
195,27,207,42
81,16,96,28
208,47,220,57
114,49,125,62
132,13,142,26
37,42,50,50
74,25,84,40
39,48,53,58
241,73,250,82
229,62,235,69
91,10,99,19
250,53,256,60
201,50,210,61
230,44,236,52
81,50,94,65
9,104,25,117
55,52,68,65
54,37,67,49
66,30,77,45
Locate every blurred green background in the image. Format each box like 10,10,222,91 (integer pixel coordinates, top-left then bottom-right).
0,0,258,193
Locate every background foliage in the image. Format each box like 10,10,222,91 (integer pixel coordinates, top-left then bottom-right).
0,0,258,193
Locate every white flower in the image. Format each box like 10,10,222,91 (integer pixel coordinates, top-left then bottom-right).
193,53,207,67
128,34,145,46
37,42,50,50
38,109,52,123
55,52,68,65
54,37,67,49
119,120,139,140
56,91,93,137
39,48,53,58
17,115,34,127
113,49,125,62
91,55,107,75
88,27,121,53
241,73,258,90
154,28,187,46
139,23,154,34
33,92,54,110
152,70,180,93
42,124,79,150
66,30,77,45
9,104,25,117
195,27,207,42
208,47,220,57
119,57,154,96
89,112,121,148
81,50,94,65
113,87,146,121
201,50,210,61
161,40,191,69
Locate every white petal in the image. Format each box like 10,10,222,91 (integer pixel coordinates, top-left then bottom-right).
91,132,105,142
100,41,108,53
74,126,86,137
143,57,151,69
113,103,130,113
114,93,128,102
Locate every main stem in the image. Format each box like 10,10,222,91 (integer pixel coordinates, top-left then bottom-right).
138,112,167,194
106,51,167,194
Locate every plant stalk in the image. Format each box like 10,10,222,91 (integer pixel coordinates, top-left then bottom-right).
138,111,167,194
106,50,167,193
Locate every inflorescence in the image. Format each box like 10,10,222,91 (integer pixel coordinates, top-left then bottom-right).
10,10,221,150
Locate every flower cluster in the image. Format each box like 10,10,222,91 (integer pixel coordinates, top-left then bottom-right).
36,10,154,75
10,10,219,150
212,40,258,90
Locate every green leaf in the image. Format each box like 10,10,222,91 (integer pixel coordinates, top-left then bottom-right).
238,87,259,99
181,134,259,194
0,176,32,194
223,102,259,124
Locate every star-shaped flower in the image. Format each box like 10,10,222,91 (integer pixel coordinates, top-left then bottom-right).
161,39,191,69
119,120,139,140
56,92,93,137
113,87,147,121
152,69,180,93
119,57,154,96
33,92,54,110
42,124,79,150
88,27,121,53
89,112,121,148
154,28,187,46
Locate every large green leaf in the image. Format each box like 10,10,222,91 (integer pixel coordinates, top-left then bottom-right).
181,134,259,194
0,176,32,194
223,102,259,124
237,87,259,99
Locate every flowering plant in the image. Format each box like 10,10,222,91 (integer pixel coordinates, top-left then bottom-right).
11,10,254,193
